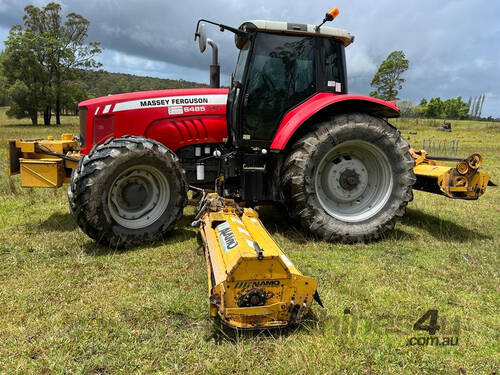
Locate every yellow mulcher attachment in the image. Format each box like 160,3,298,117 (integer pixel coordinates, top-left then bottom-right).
195,193,322,329
7,134,81,188
410,148,490,199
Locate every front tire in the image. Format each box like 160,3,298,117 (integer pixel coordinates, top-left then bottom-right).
282,113,415,242
68,136,187,247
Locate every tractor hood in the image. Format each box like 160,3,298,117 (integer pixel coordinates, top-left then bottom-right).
78,88,229,155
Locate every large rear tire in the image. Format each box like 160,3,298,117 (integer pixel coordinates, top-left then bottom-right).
68,136,187,247
282,113,415,242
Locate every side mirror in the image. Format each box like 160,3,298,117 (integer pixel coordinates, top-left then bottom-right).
196,23,207,53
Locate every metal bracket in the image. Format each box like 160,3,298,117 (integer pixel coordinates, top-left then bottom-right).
253,241,264,260
242,164,266,172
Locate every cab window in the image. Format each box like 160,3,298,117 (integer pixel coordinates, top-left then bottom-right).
243,33,316,141
324,39,346,93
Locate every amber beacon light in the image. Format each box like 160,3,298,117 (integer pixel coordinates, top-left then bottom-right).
316,7,340,31
327,7,340,20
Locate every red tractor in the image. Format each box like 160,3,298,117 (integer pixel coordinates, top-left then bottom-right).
66,15,419,247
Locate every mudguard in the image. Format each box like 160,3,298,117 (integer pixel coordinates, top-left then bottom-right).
270,93,400,150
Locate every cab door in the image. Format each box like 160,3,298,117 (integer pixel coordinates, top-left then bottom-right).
240,33,317,145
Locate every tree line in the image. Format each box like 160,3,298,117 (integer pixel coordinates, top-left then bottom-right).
0,59,208,117
0,64,208,118
0,3,206,125
1,3,101,125
79,70,207,105
397,95,490,120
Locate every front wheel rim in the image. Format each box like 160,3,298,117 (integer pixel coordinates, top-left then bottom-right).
314,140,393,223
108,165,170,229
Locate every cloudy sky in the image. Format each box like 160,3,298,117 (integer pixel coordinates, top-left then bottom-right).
0,0,499,117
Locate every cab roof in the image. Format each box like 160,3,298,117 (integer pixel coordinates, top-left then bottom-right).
239,20,354,47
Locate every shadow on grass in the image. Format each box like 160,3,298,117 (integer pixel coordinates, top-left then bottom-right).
207,308,324,344
384,228,416,241
73,203,488,257
400,208,491,242
257,205,314,244
30,212,78,232
258,205,489,244
257,205,414,245
83,213,199,256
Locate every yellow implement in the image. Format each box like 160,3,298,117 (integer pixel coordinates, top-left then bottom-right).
410,149,489,200
196,193,321,329
8,134,80,188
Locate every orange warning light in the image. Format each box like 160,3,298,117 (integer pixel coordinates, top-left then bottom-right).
316,6,340,31
328,7,340,20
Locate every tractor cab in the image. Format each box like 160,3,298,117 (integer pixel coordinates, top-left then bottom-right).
195,16,354,149
228,21,353,148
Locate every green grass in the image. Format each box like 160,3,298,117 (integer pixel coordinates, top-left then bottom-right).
0,108,498,374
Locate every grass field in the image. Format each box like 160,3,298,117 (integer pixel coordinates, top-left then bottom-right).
0,108,498,374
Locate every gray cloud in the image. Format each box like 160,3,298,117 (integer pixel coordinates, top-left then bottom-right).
1,0,499,116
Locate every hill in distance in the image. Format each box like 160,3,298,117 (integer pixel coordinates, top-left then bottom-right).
80,69,209,99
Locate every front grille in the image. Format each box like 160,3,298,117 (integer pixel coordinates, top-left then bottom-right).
93,115,115,144
79,107,88,147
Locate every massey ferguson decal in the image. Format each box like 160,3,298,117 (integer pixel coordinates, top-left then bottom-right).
140,97,208,107
113,94,227,112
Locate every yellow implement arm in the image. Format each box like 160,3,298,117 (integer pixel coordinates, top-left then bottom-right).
410,149,489,200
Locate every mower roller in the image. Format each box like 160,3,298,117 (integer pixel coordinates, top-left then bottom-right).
196,193,321,329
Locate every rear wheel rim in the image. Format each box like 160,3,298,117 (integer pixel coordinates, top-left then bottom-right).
314,140,393,223
108,165,170,229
